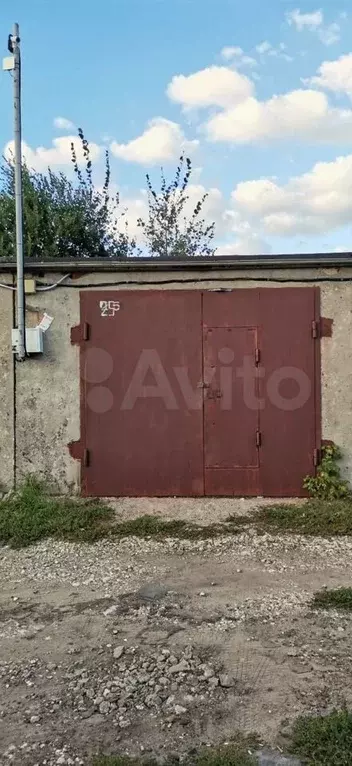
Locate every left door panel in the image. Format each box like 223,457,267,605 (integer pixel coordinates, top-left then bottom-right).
80,291,204,497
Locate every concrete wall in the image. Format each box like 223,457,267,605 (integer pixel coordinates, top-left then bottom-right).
320,282,352,481
0,279,14,490
0,266,351,492
15,288,81,491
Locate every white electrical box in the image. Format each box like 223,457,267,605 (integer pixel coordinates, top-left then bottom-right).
12,327,44,355
2,55,15,71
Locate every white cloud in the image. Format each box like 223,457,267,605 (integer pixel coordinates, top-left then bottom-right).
286,8,340,45
53,116,76,131
206,88,352,144
110,118,198,165
166,66,253,109
221,46,243,60
256,41,272,54
184,184,230,235
117,195,149,242
216,233,272,255
4,136,101,171
255,40,293,62
309,53,352,98
319,22,340,46
220,47,257,67
231,153,352,236
287,9,323,31
240,55,258,67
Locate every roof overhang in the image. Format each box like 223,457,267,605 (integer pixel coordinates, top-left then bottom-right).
0,254,352,273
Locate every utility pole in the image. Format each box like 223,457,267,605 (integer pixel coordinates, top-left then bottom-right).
4,24,26,360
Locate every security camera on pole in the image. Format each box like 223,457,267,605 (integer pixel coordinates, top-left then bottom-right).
3,23,26,360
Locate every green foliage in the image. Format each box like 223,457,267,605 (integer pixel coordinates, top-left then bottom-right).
312,587,352,611
0,476,113,547
0,482,245,549
137,155,216,257
0,129,134,260
93,759,149,766
93,743,257,766
0,137,217,260
251,498,352,536
303,444,350,500
112,514,241,540
194,743,257,766
290,709,352,765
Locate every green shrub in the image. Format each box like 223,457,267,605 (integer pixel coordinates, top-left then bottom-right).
304,444,350,500
291,709,352,765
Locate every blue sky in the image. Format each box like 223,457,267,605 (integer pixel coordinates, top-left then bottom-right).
1,0,352,254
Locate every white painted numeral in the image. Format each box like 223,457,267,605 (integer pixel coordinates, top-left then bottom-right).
99,300,121,317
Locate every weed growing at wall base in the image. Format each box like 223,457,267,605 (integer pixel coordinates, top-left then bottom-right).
303,444,351,500
0,476,114,547
246,497,352,536
0,479,245,548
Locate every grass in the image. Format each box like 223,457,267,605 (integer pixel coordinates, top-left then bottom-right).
93,743,257,766
194,743,257,766
0,478,244,549
111,515,241,541
93,759,150,766
3,477,352,549
312,587,352,611
241,498,352,537
0,477,114,548
290,709,352,765
92,711,352,766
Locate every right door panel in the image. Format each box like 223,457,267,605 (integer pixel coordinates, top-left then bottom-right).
259,288,319,497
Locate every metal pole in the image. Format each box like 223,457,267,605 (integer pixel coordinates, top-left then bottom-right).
12,23,26,360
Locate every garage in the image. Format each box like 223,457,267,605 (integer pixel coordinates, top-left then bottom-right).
73,286,321,497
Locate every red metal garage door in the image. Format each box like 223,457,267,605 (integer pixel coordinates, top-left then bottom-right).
202,288,320,497
71,287,320,497
259,288,320,497
75,291,204,496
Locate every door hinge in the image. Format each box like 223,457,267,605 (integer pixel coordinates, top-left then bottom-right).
255,348,261,366
256,429,262,448
313,448,320,467
71,322,91,345
83,448,90,468
311,320,319,339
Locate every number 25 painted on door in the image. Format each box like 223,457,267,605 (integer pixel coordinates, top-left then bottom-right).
99,300,121,317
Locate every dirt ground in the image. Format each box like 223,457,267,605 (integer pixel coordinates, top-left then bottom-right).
1,502,352,765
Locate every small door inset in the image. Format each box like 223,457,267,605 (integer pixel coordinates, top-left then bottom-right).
203,326,261,496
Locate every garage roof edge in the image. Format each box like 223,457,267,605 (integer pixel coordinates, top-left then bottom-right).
0,254,352,272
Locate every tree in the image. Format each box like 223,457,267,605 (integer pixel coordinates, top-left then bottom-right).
0,128,135,260
0,133,217,260
137,155,216,257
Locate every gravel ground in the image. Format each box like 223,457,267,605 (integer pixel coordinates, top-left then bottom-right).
1,528,352,765
106,497,301,525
